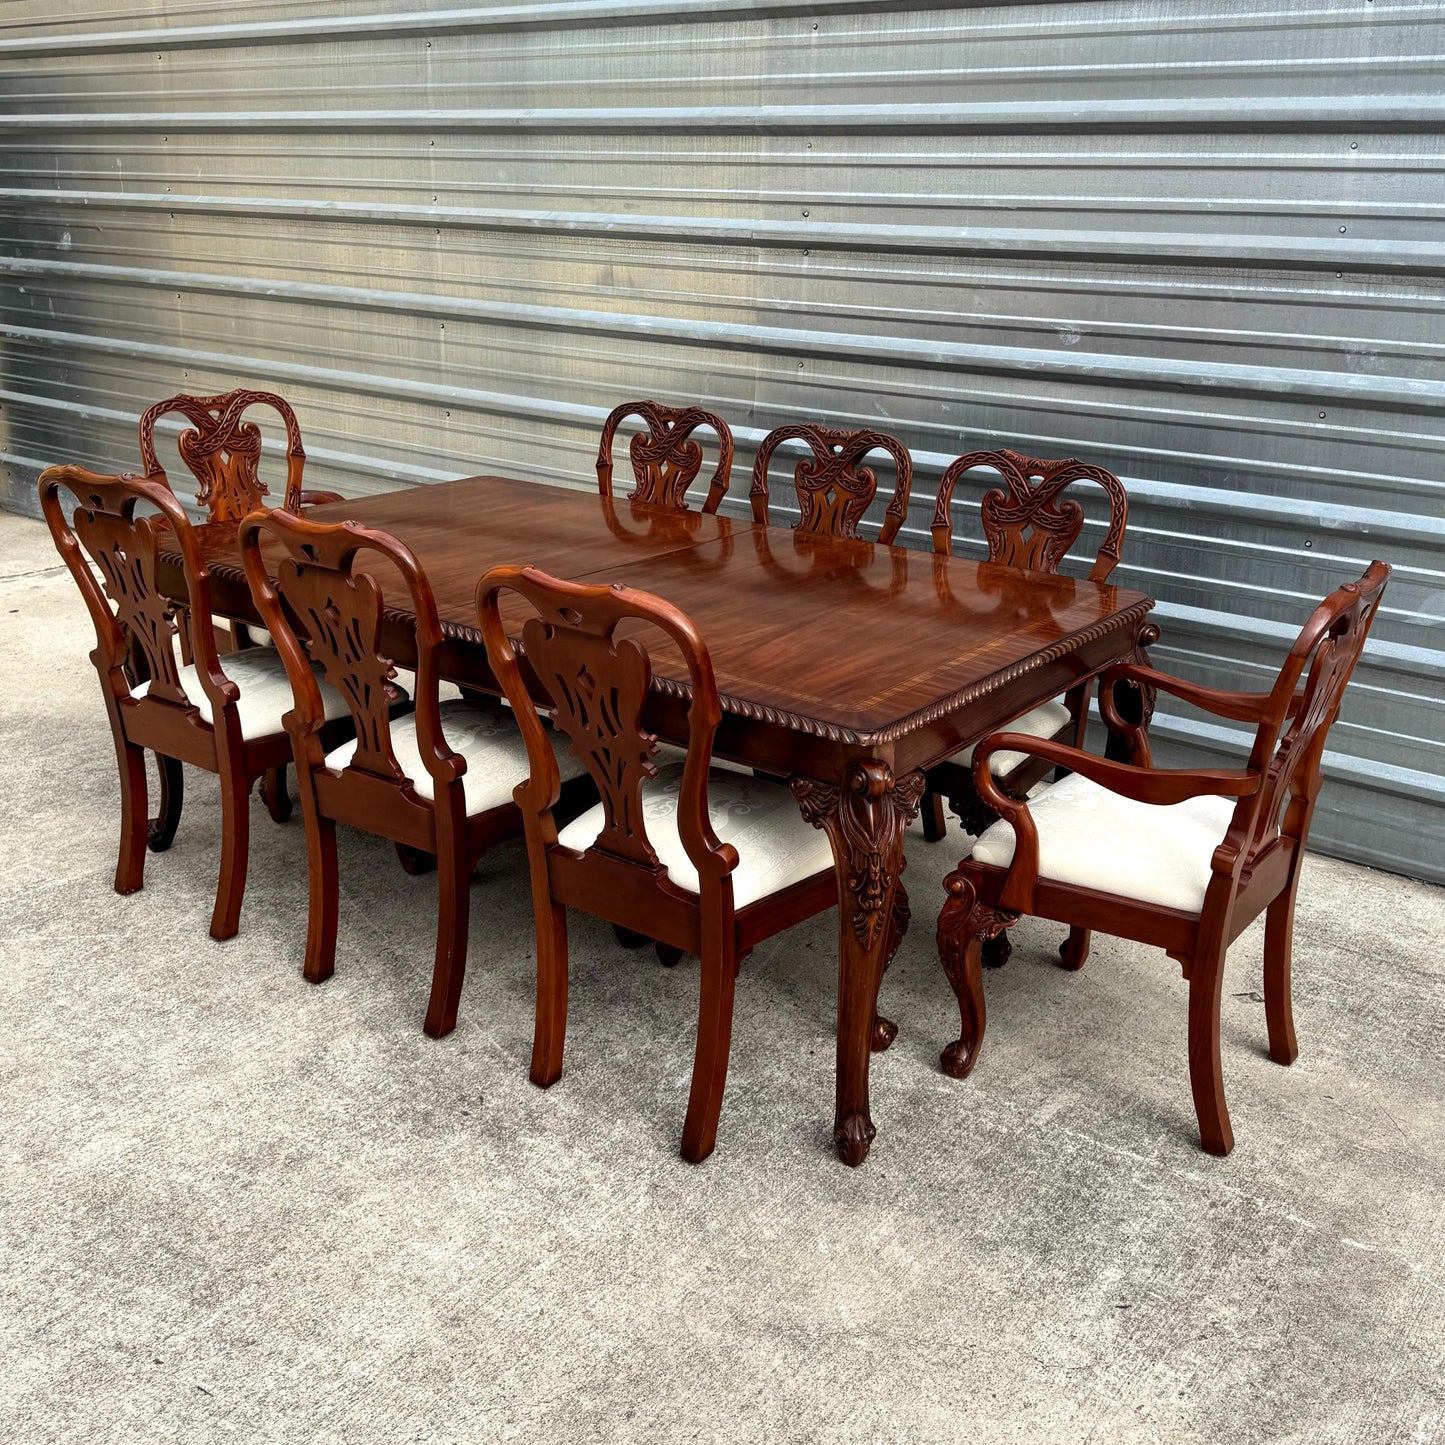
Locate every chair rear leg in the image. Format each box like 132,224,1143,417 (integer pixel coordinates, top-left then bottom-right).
1186,943,1234,1156
681,937,739,1164
1059,926,1091,971
530,890,569,1089
920,788,947,843
209,765,252,941
113,734,148,895
301,809,339,984
260,765,292,824
424,848,472,1040
1263,885,1300,1066
147,753,184,853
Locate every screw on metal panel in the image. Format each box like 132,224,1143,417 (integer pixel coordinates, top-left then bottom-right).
1350,141,1358,149
803,249,810,255
812,21,819,28
798,362,804,369
1319,411,1327,418
802,209,810,217
1304,540,1313,549
1340,225,1347,233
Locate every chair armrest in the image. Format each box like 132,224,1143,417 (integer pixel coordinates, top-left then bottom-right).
298,489,345,509
1098,661,1300,727
970,732,1257,914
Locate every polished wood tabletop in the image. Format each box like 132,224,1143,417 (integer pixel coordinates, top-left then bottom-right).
170,474,1156,1166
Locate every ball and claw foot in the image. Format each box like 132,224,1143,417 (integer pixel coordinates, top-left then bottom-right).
940,1035,982,1080
833,1112,876,1167
871,1015,898,1052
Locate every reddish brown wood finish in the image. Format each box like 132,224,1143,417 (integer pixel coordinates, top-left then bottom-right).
749,424,913,544
158,474,1154,1166
596,400,735,514
138,388,344,520
38,465,325,940
936,561,1390,1155
477,567,839,1162
921,447,1134,969
238,509,530,1039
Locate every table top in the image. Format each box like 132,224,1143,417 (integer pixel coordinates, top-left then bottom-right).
190,474,1154,750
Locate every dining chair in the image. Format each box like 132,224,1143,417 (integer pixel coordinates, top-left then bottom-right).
596,400,735,513
747,423,913,542
934,561,1390,1156
38,465,353,939
476,565,841,1163
138,387,343,522
239,510,584,1038
923,447,1131,968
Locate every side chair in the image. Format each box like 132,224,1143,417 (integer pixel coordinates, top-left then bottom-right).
239,511,584,1038
596,400,735,513
477,565,841,1163
924,448,1131,970
748,422,913,542
38,465,353,939
934,561,1390,1156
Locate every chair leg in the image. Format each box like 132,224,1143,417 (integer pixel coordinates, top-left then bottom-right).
209,766,251,941
113,734,148,896
937,870,1014,1079
301,810,339,985
920,788,948,843
260,765,292,824
1059,926,1091,971
1186,943,1234,1156
680,937,739,1164
612,924,649,949
424,847,472,1040
872,878,910,1053
530,891,569,1089
147,752,184,854
1263,884,1300,1066
656,942,684,967
395,842,436,875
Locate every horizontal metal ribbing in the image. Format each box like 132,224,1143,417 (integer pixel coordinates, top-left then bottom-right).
3,188,1441,276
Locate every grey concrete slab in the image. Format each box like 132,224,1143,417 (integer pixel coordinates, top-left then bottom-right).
1,510,1441,1444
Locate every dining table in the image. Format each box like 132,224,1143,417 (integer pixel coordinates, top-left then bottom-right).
157,473,1157,1166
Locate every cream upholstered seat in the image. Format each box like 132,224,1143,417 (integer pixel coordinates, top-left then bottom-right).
970,771,1236,914
557,763,835,909
132,646,350,741
324,698,583,816
952,699,1072,778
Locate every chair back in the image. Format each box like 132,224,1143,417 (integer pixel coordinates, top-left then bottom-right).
38,464,225,711
237,511,432,787
749,423,913,543
140,389,306,522
932,448,1128,582
596,401,734,514
1230,561,1391,864
477,566,735,891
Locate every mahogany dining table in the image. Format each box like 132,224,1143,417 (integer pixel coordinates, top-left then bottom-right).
158,474,1156,1166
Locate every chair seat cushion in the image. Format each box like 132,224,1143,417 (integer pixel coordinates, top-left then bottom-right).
132,646,350,742
950,699,1073,777
556,764,835,909
970,772,1238,914
324,700,582,816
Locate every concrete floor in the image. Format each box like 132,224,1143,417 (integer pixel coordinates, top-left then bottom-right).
1,507,1441,1444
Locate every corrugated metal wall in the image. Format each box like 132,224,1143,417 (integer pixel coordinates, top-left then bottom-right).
1,0,1441,881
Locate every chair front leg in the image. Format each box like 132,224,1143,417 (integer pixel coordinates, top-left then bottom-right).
528,858,569,1090
1186,937,1234,1156
147,752,184,853
937,868,1018,1079
112,728,149,896
920,787,948,843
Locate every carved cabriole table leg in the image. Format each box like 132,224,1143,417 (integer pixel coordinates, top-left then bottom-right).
792,761,924,1167
936,869,1019,1081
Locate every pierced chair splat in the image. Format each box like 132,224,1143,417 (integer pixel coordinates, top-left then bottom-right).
934,562,1390,1156
477,566,841,1163
596,400,735,514
38,465,351,940
239,511,581,1038
748,423,913,543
